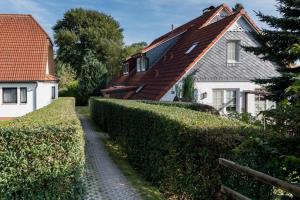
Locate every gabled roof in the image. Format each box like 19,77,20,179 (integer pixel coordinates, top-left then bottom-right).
0,14,56,82
142,4,232,53
107,8,262,100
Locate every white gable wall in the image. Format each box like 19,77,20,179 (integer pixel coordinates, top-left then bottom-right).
0,82,58,118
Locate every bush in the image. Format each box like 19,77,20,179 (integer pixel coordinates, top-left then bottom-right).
90,98,259,199
0,98,85,199
141,100,219,115
223,135,300,199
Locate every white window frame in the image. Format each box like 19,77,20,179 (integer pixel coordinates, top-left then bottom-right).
185,42,199,54
52,86,56,99
20,87,27,104
123,63,129,75
137,57,148,72
226,40,241,64
2,87,18,104
213,89,239,114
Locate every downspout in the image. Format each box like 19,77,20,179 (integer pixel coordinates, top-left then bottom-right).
33,82,38,111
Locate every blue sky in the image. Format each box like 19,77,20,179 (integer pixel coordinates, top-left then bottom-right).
0,0,278,45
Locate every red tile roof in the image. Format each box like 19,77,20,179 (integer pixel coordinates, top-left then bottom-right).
0,14,57,82
105,8,258,100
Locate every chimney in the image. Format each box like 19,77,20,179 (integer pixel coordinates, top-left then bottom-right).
171,24,174,31
203,6,215,13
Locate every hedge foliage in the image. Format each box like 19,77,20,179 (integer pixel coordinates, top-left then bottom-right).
0,98,85,199
90,98,259,199
141,100,219,115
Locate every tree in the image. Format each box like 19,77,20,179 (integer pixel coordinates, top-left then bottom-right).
182,75,195,101
56,61,76,91
122,42,147,59
53,8,124,79
245,0,300,103
77,51,107,105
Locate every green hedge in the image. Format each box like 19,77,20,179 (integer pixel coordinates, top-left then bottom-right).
90,98,259,199
141,100,219,115
0,98,85,199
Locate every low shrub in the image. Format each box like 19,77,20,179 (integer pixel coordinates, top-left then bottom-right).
90,98,259,199
0,98,85,199
141,100,219,115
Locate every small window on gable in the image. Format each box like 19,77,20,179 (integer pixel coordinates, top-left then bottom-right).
137,57,149,72
185,42,199,54
123,63,129,75
227,40,241,64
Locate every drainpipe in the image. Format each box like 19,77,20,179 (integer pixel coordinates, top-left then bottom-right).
33,82,38,111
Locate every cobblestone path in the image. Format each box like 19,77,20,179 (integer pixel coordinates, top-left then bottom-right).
80,116,142,200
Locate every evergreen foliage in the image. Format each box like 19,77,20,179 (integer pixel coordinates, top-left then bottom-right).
245,0,300,102
182,75,195,101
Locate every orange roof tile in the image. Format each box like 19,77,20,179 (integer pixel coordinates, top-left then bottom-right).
0,14,56,82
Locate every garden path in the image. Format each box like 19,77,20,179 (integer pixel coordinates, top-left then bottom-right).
80,116,142,200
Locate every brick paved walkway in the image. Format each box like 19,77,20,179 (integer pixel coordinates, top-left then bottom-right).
80,116,142,200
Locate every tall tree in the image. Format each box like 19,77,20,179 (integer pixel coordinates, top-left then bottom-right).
78,51,107,105
53,8,124,78
122,42,147,59
245,0,300,102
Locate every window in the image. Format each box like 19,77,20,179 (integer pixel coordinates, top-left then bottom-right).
227,40,240,64
137,57,149,72
20,87,27,103
3,88,17,104
185,42,199,54
52,86,56,99
213,89,237,113
123,63,129,75
255,91,276,116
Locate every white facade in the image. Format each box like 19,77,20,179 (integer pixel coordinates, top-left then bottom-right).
0,82,58,118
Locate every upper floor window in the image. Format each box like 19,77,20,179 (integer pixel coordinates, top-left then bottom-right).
123,63,129,75
137,57,149,72
227,40,241,64
185,42,199,54
3,88,17,104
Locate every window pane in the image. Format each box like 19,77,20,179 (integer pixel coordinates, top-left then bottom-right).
20,88,27,103
213,90,224,110
227,41,240,63
52,86,55,99
3,88,17,103
225,90,237,112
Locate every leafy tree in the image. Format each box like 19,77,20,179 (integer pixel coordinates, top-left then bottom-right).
122,42,147,59
245,0,300,103
56,61,76,92
53,8,124,79
77,51,107,105
182,75,195,101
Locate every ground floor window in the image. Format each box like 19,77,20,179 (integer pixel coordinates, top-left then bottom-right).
52,86,56,99
255,92,275,116
20,87,27,103
3,88,17,104
213,89,237,113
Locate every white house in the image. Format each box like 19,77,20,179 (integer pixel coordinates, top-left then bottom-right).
102,4,279,116
0,14,58,118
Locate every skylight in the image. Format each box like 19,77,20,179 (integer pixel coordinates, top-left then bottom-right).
185,42,199,54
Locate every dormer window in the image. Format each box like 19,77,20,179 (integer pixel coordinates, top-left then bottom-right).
123,63,129,75
227,40,241,64
185,42,199,54
137,57,149,72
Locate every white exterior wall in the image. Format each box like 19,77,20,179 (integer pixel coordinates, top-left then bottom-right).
160,81,261,116
0,82,58,117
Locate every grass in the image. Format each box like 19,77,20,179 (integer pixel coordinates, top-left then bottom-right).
76,106,165,200
102,138,165,200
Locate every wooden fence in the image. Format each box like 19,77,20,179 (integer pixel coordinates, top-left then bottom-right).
219,158,300,200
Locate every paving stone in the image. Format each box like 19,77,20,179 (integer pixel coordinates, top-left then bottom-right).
81,116,142,200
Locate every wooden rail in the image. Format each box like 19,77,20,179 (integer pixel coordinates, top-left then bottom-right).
219,158,300,199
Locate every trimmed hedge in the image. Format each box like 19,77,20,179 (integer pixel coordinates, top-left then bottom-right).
90,98,259,199
141,100,219,115
0,98,85,199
